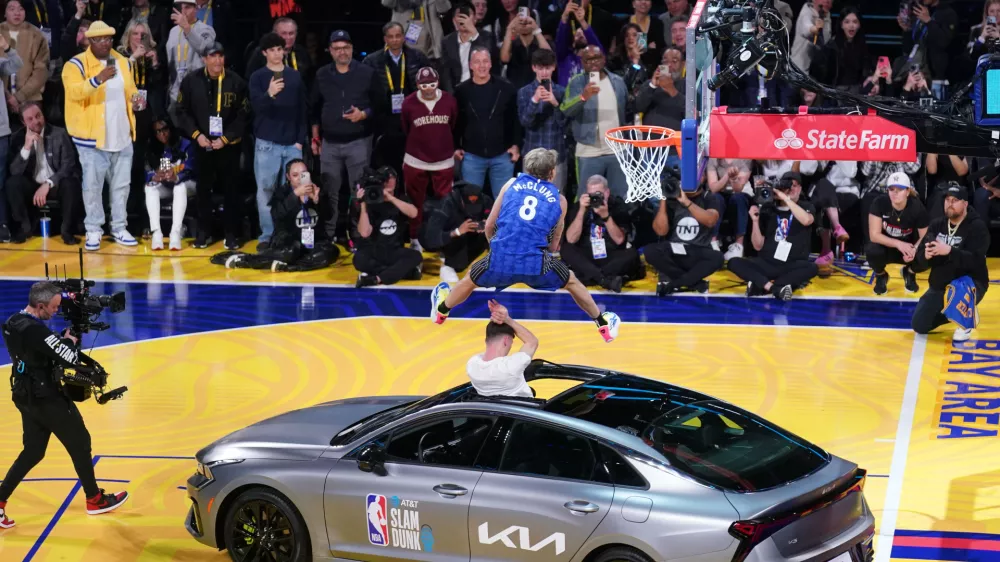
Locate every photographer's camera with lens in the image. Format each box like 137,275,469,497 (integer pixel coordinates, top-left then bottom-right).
588,191,605,208
359,166,397,206
754,176,776,208
660,165,682,199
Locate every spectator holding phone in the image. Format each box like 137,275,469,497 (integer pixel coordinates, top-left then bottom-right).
499,7,550,90
517,49,567,191
898,0,957,99
968,0,1000,59
250,32,307,251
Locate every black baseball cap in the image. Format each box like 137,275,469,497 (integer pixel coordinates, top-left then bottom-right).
329,30,351,44
780,171,802,186
206,41,225,56
944,182,969,201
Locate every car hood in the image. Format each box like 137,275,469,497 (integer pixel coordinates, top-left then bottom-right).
197,396,421,462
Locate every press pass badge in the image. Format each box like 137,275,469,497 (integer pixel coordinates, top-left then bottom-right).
404,21,423,45
774,240,791,262
297,207,318,249
209,115,223,137
391,93,404,114
670,242,686,255
40,27,52,49
590,224,607,259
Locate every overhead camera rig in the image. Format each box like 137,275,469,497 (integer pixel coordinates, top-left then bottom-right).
698,0,1000,160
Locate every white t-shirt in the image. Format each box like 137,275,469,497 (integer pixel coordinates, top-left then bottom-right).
101,60,131,153
467,352,533,398
576,76,617,158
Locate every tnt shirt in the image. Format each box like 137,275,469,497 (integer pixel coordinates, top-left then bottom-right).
760,201,815,262
869,195,929,244
354,195,412,250
667,193,721,248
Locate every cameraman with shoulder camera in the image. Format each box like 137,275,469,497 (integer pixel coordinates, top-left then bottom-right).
643,175,723,295
728,172,818,301
352,167,423,288
418,180,493,284
0,282,128,528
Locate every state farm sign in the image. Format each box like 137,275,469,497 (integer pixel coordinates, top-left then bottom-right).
708,110,917,162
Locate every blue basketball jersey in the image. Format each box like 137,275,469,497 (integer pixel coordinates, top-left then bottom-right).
488,173,562,275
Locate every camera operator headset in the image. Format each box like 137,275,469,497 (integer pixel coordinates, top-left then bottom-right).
642,170,724,295
727,172,819,301
0,282,128,528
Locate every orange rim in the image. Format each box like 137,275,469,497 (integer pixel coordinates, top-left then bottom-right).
605,125,682,149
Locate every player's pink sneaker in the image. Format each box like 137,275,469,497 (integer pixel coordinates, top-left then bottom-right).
598,312,620,343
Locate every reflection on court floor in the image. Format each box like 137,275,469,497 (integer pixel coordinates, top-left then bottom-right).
0,246,998,561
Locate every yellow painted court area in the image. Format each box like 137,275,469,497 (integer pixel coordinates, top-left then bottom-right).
0,241,998,561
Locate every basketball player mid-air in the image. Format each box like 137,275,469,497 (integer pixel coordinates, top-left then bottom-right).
431,148,621,342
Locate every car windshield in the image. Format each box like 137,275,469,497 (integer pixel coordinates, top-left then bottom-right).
546,378,829,492
330,385,475,446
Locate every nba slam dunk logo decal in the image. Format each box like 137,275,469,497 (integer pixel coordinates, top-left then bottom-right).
366,493,434,551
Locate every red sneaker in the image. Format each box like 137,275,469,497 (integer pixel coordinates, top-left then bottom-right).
86,489,129,515
0,507,14,529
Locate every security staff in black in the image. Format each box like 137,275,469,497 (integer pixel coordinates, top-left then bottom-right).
175,41,250,250
643,179,724,295
0,282,127,529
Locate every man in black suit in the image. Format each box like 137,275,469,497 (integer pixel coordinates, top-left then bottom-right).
5,102,82,244
440,1,498,92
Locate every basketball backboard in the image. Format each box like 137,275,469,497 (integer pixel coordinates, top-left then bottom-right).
681,0,718,192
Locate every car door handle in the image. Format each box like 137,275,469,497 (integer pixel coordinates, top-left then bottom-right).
433,484,468,497
564,500,600,514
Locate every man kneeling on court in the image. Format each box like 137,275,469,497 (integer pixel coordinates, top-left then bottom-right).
467,300,537,398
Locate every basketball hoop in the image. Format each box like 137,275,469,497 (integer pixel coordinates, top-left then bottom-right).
605,125,682,203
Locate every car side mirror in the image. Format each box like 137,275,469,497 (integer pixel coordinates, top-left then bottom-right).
357,443,387,476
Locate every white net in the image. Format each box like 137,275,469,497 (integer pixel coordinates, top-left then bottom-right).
605,126,677,203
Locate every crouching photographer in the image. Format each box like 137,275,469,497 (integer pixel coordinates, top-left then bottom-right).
643,175,724,295
211,160,339,272
728,172,818,301
418,181,493,284
0,282,129,528
560,175,644,293
352,167,424,288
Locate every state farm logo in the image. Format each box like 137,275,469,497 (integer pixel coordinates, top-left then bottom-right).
773,128,911,151
774,129,803,150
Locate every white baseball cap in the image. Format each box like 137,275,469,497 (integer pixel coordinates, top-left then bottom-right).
886,171,912,189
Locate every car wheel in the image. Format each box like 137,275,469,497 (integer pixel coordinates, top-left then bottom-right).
591,546,653,562
224,488,311,562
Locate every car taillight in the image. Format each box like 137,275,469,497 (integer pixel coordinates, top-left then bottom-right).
728,519,791,562
727,468,868,562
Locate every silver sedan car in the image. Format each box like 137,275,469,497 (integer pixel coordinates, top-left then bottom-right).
185,360,876,562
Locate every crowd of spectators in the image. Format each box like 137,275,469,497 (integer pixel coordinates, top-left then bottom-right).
0,0,993,326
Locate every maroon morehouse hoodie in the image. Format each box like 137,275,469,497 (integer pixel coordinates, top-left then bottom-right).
401,89,458,171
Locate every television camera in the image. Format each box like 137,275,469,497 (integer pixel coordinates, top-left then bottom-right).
43,249,127,405
697,0,1000,159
